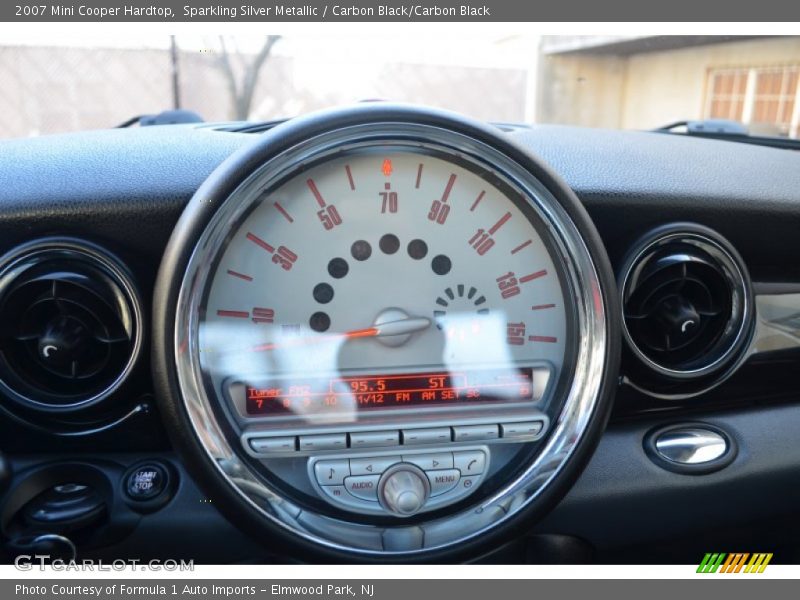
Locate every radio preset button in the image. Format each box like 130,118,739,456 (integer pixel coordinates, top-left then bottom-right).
426,469,461,496
344,475,381,501
350,456,401,476
454,450,486,475
402,428,451,445
248,436,296,454
299,434,347,452
314,459,350,485
349,430,400,449
452,424,499,442
500,421,544,440
403,452,454,471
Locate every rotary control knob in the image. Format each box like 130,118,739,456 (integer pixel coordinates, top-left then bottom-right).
378,463,430,516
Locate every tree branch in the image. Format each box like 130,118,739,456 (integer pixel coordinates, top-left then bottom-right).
216,36,240,117
215,35,282,120
238,35,282,120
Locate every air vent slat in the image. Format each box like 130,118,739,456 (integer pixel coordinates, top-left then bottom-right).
620,225,753,392
94,334,130,344
13,332,41,342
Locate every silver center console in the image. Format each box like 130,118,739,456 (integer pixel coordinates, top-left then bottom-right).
242,416,547,517
309,447,490,516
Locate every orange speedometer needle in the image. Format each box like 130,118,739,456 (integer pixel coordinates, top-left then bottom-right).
250,327,378,352
249,316,431,353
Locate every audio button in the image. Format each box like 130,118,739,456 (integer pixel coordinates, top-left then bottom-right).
344,475,381,501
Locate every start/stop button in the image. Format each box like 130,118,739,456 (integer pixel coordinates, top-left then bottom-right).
122,462,174,510
126,464,165,499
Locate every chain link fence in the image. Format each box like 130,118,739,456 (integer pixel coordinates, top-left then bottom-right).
0,42,528,138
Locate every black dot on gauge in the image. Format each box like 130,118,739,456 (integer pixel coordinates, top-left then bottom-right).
407,239,428,260
431,254,452,276
313,283,334,304
379,234,400,255
309,311,331,332
328,257,349,279
351,240,372,261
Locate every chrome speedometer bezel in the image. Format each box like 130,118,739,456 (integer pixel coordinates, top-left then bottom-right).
155,104,618,560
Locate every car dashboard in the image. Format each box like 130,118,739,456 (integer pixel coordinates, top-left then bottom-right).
1,105,800,564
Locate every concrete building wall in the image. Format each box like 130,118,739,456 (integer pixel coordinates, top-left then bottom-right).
621,37,800,130
537,36,800,134
536,53,628,128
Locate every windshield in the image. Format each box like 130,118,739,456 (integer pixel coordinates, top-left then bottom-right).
1,34,798,139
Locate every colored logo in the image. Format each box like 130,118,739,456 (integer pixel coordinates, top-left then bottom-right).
697,553,773,573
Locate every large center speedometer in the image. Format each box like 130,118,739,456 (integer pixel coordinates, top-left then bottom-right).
201,148,569,425
154,105,617,560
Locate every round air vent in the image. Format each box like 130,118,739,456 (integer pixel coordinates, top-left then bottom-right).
0,239,143,412
619,224,753,396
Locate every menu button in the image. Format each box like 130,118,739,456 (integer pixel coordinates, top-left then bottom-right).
426,469,461,496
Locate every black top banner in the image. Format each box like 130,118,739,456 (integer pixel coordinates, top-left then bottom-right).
4,0,800,22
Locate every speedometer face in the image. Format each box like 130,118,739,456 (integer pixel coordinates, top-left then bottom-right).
163,111,611,556
199,147,571,424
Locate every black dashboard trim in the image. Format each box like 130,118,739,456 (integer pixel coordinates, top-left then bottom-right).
1,115,799,562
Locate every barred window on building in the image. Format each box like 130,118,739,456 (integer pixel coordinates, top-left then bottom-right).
706,65,800,138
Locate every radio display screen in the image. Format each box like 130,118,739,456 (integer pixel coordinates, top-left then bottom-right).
244,367,536,416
